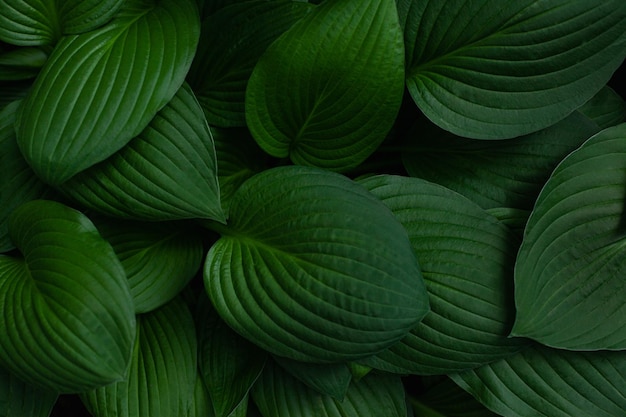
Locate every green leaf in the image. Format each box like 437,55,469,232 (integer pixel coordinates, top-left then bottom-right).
0,0,124,45
0,79,30,111
197,308,267,417
61,83,225,222
512,123,626,350
451,345,626,417
358,175,526,375
0,47,47,80
82,297,197,417
91,216,205,314
402,112,600,210
189,373,215,417
0,366,58,417
187,0,314,127
403,0,626,138
0,200,135,393
245,0,405,171
0,100,49,252
204,166,429,363
252,361,406,417
273,356,352,400
15,0,200,185
577,86,626,129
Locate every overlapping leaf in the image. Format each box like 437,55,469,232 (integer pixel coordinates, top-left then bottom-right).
358,175,526,375
0,0,123,45
402,112,600,210
15,0,200,185
512,123,626,350
403,0,626,138
92,216,204,314
82,297,197,417
187,0,314,127
451,345,626,417
577,86,626,129
0,47,46,80
0,200,135,393
204,166,429,363
245,0,404,171
0,366,58,417
62,83,225,222
409,377,499,417
252,361,406,417
273,357,352,400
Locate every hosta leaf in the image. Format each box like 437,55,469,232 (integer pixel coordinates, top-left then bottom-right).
82,297,197,417
0,79,29,111
245,0,404,171
402,112,600,210
0,47,47,80
92,216,204,314
62,83,225,222
252,361,406,417
0,200,135,393
204,166,429,363
273,357,352,400
451,345,626,417
577,86,626,129
197,307,267,417
15,0,200,185
0,100,49,252
189,373,215,417
358,175,526,375
0,0,123,45
512,123,626,350
409,377,499,417
0,366,58,417
403,0,626,138
187,0,314,127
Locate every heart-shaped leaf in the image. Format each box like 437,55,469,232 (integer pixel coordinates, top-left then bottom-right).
92,216,205,314
245,0,404,171
403,0,626,138
204,165,429,363
61,83,225,222
0,200,135,393
187,0,314,127
15,0,200,185
358,175,527,375
577,86,626,129
0,366,58,417
0,0,123,45
82,297,197,417
512,123,626,350
252,361,406,417
402,112,600,210
451,345,626,417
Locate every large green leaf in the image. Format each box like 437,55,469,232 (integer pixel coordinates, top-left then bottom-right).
358,175,527,375
0,200,135,393
0,100,49,252
204,166,429,363
245,0,404,171
187,0,314,127
82,297,197,417
402,0,626,139
15,0,200,185
577,86,626,129
61,83,225,222
402,112,600,210
512,123,626,350
252,361,406,417
91,216,204,314
273,357,352,400
451,345,626,417
0,366,58,417
197,305,267,417
0,0,123,45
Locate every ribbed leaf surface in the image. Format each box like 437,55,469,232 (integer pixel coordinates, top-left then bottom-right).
512,123,626,349
187,0,313,127
0,0,123,45
0,200,135,393
252,361,406,417
451,345,626,417
15,0,200,185
273,357,352,400
0,47,47,80
359,175,526,375
82,297,197,417
245,0,404,171
204,166,429,363
0,366,58,417
403,0,626,138
62,83,224,222
577,86,626,129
